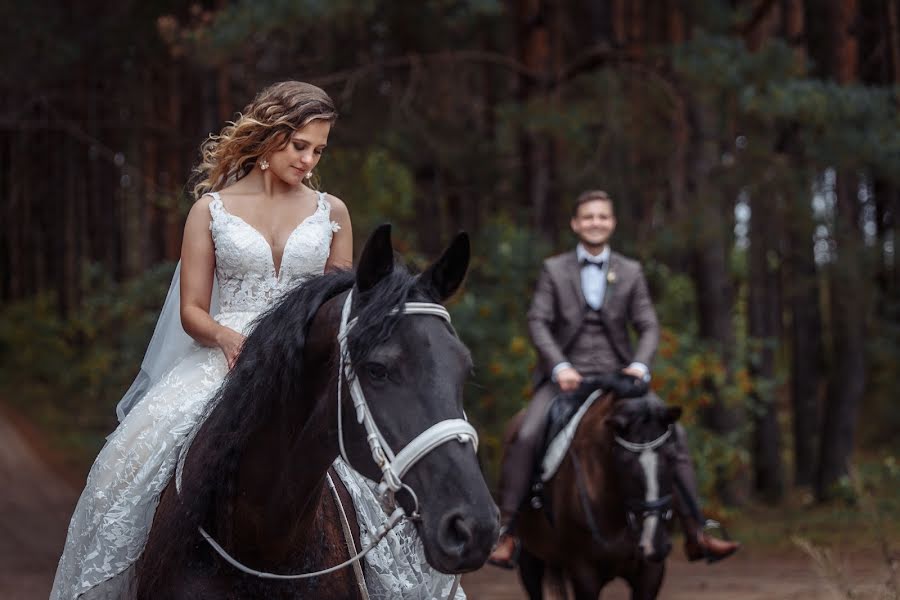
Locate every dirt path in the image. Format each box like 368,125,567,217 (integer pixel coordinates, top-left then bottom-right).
1,411,889,599
461,551,890,599
0,412,78,599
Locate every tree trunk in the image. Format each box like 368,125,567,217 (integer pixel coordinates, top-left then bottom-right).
773,0,825,488
816,0,866,501
686,97,744,505
817,170,867,498
748,190,785,503
784,179,824,487
512,0,556,240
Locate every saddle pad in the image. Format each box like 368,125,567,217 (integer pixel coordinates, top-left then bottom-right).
540,388,605,481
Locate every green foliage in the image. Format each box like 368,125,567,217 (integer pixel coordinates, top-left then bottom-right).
0,263,175,457
318,146,415,235
673,33,900,182
828,457,900,510
864,297,900,452
449,218,549,488
741,81,900,179
652,328,753,507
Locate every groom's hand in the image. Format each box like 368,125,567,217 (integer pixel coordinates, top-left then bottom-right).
621,366,645,380
556,367,583,392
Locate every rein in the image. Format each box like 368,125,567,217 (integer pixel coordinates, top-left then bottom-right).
569,448,609,550
193,289,475,596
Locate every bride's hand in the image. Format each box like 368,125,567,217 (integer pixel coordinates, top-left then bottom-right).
216,327,246,369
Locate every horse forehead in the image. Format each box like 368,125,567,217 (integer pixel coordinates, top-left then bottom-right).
616,405,667,438
400,315,469,357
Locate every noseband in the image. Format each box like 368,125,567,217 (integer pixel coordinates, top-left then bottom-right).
615,428,674,531
193,288,476,596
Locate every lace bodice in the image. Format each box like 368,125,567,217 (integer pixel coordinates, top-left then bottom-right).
208,191,340,313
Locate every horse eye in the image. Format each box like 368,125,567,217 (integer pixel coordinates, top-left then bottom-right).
365,362,388,381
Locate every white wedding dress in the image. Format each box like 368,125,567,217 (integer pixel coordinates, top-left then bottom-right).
51,192,464,600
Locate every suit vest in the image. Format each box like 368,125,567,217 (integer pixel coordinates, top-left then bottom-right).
567,308,624,375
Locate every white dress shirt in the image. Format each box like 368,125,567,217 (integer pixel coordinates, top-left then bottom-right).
577,243,610,310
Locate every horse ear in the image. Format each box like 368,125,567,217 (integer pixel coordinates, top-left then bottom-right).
419,232,470,301
356,224,394,293
663,406,682,424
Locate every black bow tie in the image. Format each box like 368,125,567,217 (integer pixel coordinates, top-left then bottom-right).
580,256,605,267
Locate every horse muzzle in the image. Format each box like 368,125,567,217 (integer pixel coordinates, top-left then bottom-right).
432,504,500,572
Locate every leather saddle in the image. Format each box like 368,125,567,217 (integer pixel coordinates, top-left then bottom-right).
543,373,649,450
526,372,649,511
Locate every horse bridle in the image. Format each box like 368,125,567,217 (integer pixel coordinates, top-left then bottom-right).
195,288,476,598
569,425,675,554
336,289,478,512
614,428,675,531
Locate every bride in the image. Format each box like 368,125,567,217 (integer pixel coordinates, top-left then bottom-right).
52,81,465,599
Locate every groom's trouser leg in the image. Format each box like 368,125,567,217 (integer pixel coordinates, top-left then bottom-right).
498,382,558,524
646,392,703,527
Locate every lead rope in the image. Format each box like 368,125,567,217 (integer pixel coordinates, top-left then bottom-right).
448,575,462,598
327,472,370,600
198,507,405,580
569,448,608,549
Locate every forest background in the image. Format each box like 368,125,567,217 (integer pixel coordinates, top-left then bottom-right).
1,0,899,549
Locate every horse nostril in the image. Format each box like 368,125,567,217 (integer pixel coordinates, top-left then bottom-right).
439,512,474,555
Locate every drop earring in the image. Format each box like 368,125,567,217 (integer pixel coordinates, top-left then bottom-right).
305,171,313,180
260,159,269,171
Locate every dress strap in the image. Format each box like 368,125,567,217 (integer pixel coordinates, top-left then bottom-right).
205,192,223,231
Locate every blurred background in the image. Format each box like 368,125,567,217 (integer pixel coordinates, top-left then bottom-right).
1,1,898,598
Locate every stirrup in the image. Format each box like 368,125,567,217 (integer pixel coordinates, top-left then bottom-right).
702,518,732,541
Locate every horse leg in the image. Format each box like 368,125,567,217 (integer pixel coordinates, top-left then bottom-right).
517,547,545,600
628,562,666,600
569,565,607,600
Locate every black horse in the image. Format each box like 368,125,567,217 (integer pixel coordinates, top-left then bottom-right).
135,225,499,598
515,391,682,599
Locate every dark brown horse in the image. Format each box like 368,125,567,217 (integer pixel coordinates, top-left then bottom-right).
135,225,499,598
515,392,682,600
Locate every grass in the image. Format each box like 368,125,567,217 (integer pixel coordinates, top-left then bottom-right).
790,468,900,600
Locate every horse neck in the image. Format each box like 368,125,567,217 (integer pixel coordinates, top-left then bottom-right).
572,394,621,518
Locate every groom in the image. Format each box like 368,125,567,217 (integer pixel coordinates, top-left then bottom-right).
488,190,740,568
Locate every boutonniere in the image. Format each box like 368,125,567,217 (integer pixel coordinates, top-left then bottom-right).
606,270,617,284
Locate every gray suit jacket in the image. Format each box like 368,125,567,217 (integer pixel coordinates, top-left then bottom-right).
527,249,660,387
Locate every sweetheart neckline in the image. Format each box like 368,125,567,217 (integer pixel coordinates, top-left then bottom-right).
212,193,326,280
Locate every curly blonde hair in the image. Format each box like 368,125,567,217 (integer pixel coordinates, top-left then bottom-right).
192,81,337,199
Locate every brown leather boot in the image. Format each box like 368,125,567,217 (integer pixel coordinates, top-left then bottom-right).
486,532,520,570
684,531,741,563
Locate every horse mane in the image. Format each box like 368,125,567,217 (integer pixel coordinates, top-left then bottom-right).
143,261,426,580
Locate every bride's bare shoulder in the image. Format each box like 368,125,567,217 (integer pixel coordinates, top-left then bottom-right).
210,180,260,210
184,193,217,229
323,193,348,216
